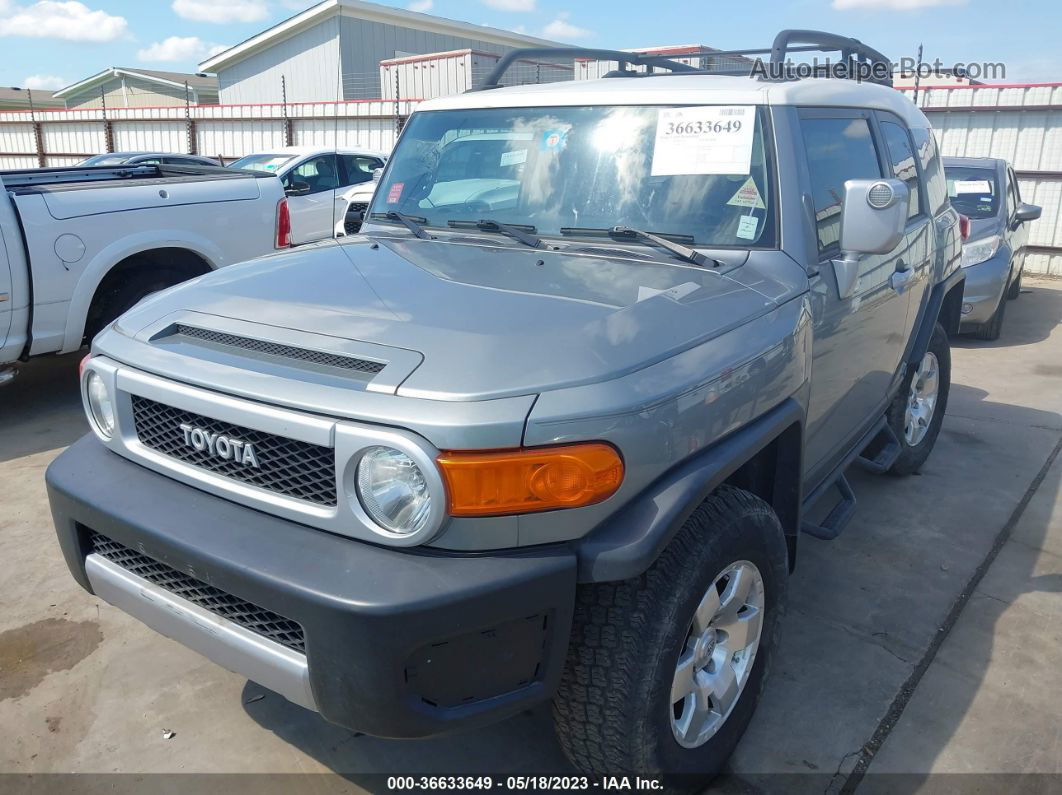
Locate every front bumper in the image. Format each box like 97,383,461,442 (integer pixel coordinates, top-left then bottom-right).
47,435,576,738
960,247,1012,326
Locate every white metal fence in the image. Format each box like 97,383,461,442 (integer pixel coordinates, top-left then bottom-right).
901,83,1062,276
0,98,419,169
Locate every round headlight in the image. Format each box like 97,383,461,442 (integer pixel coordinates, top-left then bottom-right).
356,446,432,536
85,370,115,437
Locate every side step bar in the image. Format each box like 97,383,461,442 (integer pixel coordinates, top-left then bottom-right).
801,418,900,540
801,475,856,540
856,422,901,474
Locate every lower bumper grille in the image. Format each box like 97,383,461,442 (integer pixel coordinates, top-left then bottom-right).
131,394,337,506
89,531,306,653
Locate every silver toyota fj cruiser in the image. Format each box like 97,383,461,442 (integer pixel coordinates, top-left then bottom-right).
47,31,965,786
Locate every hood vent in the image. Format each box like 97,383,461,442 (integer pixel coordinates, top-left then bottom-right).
173,324,386,375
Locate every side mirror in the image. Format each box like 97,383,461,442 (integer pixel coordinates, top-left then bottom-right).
1015,202,1041,224
285,181,310,196
832,178,908,299
371,168,384,183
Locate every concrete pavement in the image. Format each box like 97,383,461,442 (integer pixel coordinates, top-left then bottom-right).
1,280,1061,791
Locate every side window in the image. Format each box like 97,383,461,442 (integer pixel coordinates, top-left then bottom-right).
801,116,883,254
880,120,921,219
340,155,382,186
286,155,339,194
911,127,947,214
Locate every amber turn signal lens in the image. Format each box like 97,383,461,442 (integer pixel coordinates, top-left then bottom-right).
438,443,624,517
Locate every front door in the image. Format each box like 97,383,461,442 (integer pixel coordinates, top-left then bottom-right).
283,154,341,244
798,109,914,485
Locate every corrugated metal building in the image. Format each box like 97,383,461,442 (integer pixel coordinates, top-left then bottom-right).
199,0,562,104
0,87,65,111
379,49,574,100
54,68,219,109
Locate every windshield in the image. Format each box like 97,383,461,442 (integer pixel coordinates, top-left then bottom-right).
80,154,133,166
369,105,776,248
944,166,999,220
227,154,296,174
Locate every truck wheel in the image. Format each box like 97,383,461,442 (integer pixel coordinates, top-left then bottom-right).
887,322,950,476
86,269,181,340
1007,268,1022,300
552,487,788,786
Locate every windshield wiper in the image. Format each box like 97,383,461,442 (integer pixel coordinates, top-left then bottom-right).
448,218,544,249
369,211,433,240
559,226,717,267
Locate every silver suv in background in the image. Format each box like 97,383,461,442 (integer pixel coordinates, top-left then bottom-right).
48,32,966,787
944,156,1041,340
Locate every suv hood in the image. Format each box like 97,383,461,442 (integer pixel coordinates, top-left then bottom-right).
117,238,779,401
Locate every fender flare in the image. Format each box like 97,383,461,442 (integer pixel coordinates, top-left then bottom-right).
573,397,805,583
907,266,965,367
61,232,221,353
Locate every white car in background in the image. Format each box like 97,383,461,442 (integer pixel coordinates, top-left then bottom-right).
228,146,387,245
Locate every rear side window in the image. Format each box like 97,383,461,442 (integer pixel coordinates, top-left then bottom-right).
911,128,947,214
801,117,882,254
880,121,921,219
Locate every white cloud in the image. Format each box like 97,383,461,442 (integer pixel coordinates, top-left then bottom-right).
408,0,432,10
542,12,592,40
0,1,127,42
483,0,536,10
171,0,268,23
24,73,65,89
137,35,228,63
833,0,965,9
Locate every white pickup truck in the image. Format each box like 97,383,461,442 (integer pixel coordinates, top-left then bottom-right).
0,163,287,382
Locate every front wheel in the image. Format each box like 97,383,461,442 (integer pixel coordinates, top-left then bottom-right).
886,322,951,476
552,487,788,788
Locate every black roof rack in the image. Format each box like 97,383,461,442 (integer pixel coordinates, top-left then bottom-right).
473,29,893,91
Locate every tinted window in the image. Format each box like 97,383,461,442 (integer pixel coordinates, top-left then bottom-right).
286,155,339,194
944,166,999,220
1006,168,1020,220
340,155,383,186
911,128,947,214
881,120,921,219
801,117,882,253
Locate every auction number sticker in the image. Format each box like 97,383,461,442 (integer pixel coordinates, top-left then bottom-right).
651,106,755,176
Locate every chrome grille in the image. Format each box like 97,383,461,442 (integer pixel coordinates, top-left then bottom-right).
131,395,337,506
89,532,306,653
174,325,385,375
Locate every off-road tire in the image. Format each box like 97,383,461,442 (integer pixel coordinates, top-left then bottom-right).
972,291,1007,341
1007,268,1022,300
552,487,788,789
887,322,951,476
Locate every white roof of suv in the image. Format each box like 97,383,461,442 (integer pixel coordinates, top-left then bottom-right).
421,74,930,130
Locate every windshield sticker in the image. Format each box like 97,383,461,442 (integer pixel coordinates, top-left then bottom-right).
651,106,755,176
500,149,528,167
726,177,766,209
953,179,992,195
387,182,404,204
265,164,278,171
540,129,568,152
736,215,759,241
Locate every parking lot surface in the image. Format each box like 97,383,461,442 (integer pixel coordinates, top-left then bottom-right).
2,280,1061,791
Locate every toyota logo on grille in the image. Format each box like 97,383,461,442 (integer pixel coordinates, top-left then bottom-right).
179,423,260,468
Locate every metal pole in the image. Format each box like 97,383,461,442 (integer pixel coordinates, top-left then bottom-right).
282,75,292,147
184,81,197,155
394,67,402,137
27,89,46,168
100,86,114,154
912,43,924,107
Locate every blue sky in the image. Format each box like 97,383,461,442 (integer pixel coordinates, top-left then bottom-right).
2,0,1059,92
